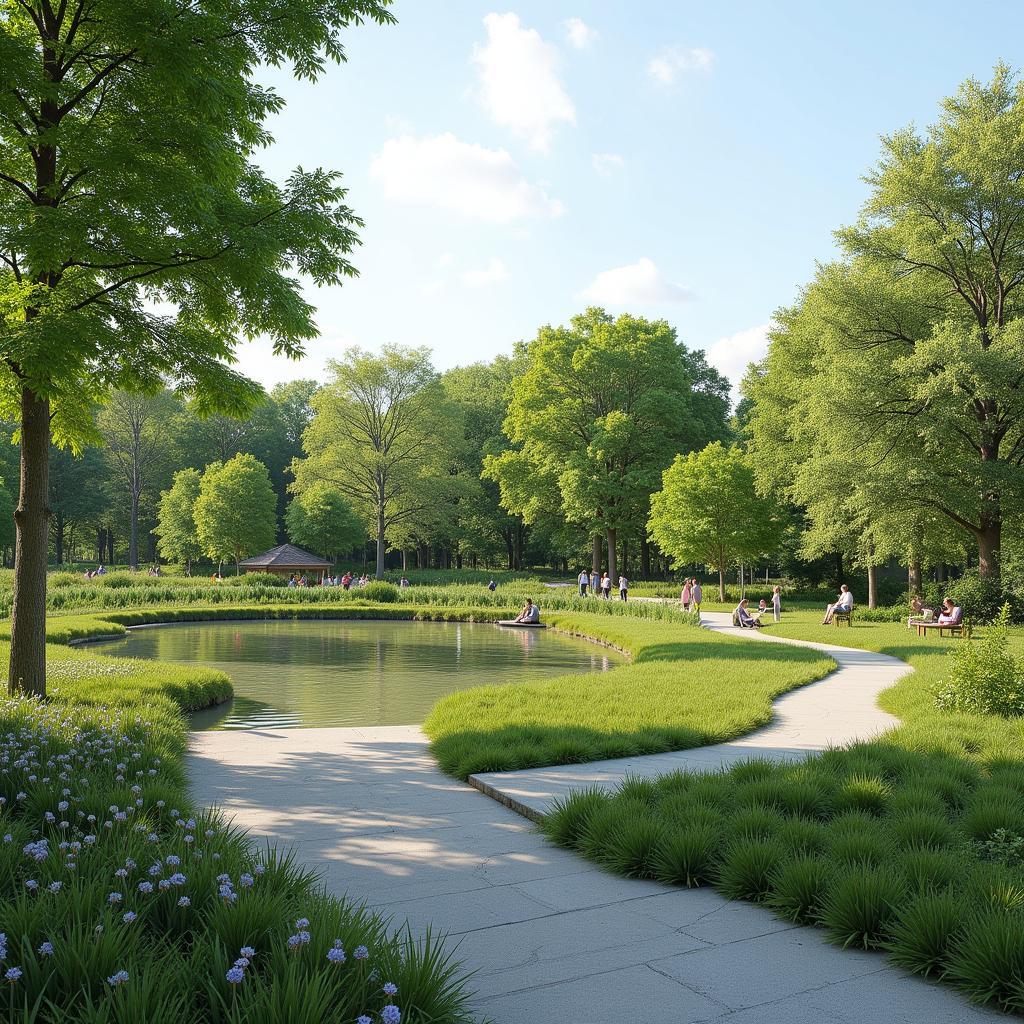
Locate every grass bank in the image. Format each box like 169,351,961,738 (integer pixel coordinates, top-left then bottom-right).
423,609,835,779
542,611,1024,1015
0,637,476,1020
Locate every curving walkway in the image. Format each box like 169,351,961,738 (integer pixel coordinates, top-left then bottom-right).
469,612,908,818
187,614,1001,1024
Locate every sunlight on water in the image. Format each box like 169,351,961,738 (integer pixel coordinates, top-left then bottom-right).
101,619,623,730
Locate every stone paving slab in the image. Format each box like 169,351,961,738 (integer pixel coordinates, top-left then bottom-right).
187,621,1001,1024
468,612,910,817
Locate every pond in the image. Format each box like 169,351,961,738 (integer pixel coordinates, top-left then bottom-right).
101,619,624,730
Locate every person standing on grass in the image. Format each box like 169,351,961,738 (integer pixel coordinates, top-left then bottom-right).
577,568,589,597
681,579,692,611
590,569,600,595
600,571,611,599
772,584,782,622
618,573,629,601
691,579,702,614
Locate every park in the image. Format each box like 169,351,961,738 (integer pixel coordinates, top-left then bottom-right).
2,2,1024,1022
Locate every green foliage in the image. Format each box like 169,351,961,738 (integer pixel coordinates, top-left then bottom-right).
361,581,399,603
715,838,787,902
155,469,203,569
650,826,720,888
820,865,907,950
648,442,781,598
195,455,277,569
944,570,1006,623
934,605,1024,717
976,829,1024,868
887,892,966,978
946,908,1024,1011
766,855,833,924
285,482,365,559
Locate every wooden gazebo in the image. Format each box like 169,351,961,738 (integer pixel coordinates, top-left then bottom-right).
238,543,331,581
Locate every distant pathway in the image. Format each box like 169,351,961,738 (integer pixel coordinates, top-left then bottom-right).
187,616,999,1024
470,611,907,817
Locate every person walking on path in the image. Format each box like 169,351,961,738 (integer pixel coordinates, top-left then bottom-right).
691,579,702,614
772,584,782,622
600,571,611,599
681,579,692,611
618,573,629,601
577,568,589,597
590,569,600,595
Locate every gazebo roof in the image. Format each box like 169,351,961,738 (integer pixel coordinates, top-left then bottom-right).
238,543,332,569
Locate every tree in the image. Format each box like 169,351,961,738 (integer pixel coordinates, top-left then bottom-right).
99,391,180,569
194,455,277,573
285,482,364,560
154,468,203,574
49,444,108,564
648,442,780,601
0,1,393,695
749,66,1024,591
293,346,456,578
492,308,730,582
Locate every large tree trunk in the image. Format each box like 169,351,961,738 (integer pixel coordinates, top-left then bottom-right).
976,515,1001,582
375,506,386,579
9,388,51,697
867,563,878,610
606,527,617,584
909,561,925,598
640,536,651,579
129,492,140,570
591,534,601,574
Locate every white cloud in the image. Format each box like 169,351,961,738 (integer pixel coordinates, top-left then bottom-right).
703,323,773,401
462,257,510,287
563,17,597,49
472,12,576,151
592,152,624,177
580,257,692,305
369,133,565,223
647,46,714,85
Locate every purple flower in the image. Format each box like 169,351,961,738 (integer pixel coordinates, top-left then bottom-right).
327,947,346,964
239,946,256,958
225,966,245,985
354,945,369,961
38,941,54,956
137,881,153,895
357,1018,372,1024
5,967,21,983
383,981,398,996
107,891,123,904
107,970,129,987
234,957,250,968
295,918,309,929
381,1007,400,1024
25,879,38,892
177,896,191,908
122,912,137,924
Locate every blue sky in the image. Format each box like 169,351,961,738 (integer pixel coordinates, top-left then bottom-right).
239,0,1024,403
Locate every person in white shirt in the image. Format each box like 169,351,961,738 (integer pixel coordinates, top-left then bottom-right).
600,571,611,599
577,569,590,597
823,584,853,624
618,574,629,601
772,585,782,622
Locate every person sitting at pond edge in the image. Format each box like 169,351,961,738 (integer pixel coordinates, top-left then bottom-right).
514,598,541,623
823,584,854,624
735,598,762,628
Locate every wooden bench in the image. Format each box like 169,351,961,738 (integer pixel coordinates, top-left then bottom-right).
915,618,969,639
831,609,853,627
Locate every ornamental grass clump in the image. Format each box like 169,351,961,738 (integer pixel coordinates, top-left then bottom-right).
935,605,1024,717
887,891,967,978
819,864,907,950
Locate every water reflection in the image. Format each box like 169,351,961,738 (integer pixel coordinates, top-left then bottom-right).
102,620,623,731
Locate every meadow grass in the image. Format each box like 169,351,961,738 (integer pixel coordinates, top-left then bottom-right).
423,609,835,779
542,611,1024,1014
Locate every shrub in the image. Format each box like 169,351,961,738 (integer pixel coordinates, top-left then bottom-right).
976,828,1024,867
542,789,609,849
601,818,669,878
944,569,1005,623
946,908,1024,1011
934,605,1024,717
714,838,788,902
361,581,400,603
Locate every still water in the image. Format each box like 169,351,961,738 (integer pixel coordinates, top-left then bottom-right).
102,619,623,730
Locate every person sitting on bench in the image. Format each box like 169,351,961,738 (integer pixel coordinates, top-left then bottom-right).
936,598,962,627
514,598,541,624
823,584,853,624
908,594,934,628
734,598,762,628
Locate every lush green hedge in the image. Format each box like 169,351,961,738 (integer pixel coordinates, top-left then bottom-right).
0,638,475,1021
423,609,834,779
543,613,1024,1014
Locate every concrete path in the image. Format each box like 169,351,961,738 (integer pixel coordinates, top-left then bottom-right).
187,618,1001,1024
470,612,909,818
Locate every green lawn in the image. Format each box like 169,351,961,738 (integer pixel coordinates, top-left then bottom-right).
423,608,834,779
542,611,1024,1015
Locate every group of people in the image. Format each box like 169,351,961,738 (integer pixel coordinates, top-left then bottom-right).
680,578,703,612
576,568,630,601
83,565,107,579
908,595,962,628
733,585,783,628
